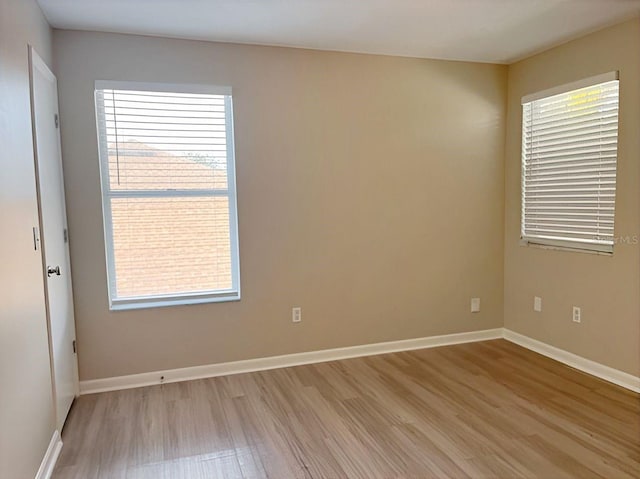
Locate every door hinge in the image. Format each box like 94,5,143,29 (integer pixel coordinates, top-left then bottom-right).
54,113,59,128
64,228,68,243
72,340,76,354
33,226,41,251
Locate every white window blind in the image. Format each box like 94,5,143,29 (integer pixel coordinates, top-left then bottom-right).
94,81,240,310
521,72,619,253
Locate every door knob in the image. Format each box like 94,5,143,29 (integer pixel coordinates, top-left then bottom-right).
47,265,61,277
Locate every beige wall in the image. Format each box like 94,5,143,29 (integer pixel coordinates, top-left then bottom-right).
504,19,640,376
53,30,507,381
0,0,56,477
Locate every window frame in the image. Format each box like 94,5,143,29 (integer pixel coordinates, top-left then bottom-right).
94,80,241,310
520,71,620,255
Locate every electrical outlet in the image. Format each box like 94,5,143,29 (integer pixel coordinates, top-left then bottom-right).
534,296,542,312
471,298,480,313
572,306,581,323
292,307,302,323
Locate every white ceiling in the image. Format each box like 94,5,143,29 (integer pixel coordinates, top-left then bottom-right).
38,0,640,64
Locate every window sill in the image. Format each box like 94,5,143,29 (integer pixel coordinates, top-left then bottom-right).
519,239,613,256
109,292,241,311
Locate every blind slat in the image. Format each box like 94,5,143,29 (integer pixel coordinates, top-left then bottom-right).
531,164,616,177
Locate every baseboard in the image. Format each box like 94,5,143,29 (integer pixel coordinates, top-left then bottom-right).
79,327,640,395
80,328,503,394
35,429,62,479
503,329,640,393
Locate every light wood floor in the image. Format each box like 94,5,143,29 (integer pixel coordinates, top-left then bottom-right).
53,339,640,478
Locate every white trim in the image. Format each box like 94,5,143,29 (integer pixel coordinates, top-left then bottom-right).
35,430,63,479
224,95,241,298
95,80,232,95
79,328,504,394
503,329,640,393
94,88,117,307
29,47,55,83
521,71,618,104
110,291,240,311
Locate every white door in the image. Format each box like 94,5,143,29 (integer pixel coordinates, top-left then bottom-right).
29,47,79,431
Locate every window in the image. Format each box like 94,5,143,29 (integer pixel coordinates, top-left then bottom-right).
521,72,619,253
94,81,240,310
